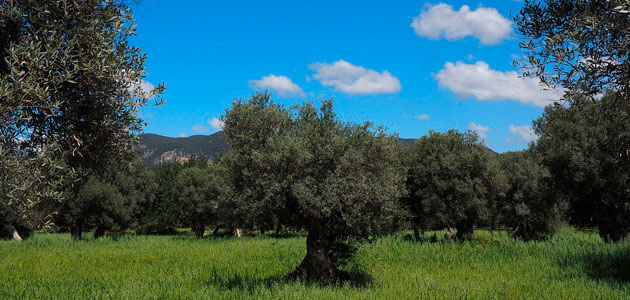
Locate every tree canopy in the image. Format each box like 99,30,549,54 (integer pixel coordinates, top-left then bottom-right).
534,93,630,241
515,0,630,100
0,0,164,239
405,130,494,240
497,150,564,240
223,94,405,283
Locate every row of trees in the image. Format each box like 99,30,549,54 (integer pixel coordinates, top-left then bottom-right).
2,0,629,284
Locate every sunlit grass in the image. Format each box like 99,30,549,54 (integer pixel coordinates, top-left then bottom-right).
0,227,629,299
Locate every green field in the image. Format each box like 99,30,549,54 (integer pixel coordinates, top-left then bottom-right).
1,227,629,300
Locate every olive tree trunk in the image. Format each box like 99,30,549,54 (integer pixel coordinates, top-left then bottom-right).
291,229,338,284
413,222,421,242
455,221,474,241
192,222,205,238
70,223,83,241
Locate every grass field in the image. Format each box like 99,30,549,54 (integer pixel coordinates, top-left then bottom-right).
1,227,629,299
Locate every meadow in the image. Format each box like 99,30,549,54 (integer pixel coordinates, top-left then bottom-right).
1,227,629,300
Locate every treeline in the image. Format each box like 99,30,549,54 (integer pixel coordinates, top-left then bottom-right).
2,0,629,284
0,103,570,243
5,91,628,284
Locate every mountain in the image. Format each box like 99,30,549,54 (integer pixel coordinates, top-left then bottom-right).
138,133,497,166
139,132,228,166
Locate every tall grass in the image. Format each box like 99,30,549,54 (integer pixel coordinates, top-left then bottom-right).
0,227,629,299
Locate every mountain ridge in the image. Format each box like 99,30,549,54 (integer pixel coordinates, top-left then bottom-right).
138,133,495,166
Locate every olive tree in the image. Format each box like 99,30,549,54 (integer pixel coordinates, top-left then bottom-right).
498,150,564,240
223,96,405,283
534,94,630,242
136,162,185,235
175,163,230,238
0,0,163,239
58,156,156,239
517,1,630,242
221,92,293,233
406,130,493,240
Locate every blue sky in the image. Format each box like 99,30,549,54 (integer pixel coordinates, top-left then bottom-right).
132,0,561,153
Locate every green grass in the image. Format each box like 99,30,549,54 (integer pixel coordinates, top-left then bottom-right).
1,227,629,299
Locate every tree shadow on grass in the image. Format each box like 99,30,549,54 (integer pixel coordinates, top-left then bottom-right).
567,246,630,285
206,269,373,292
206,273,288,293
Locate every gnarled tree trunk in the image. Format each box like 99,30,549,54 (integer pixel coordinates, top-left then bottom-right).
455,221,474,241
192,222,205,238
291,228,338,284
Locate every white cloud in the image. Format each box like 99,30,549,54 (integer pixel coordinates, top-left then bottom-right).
436,61,564,107
139,80,155,94
127,77,158,99
469,122,489,140
417,113,430,120
509,125,538,143
309,60,401,94
249,74,305,97
411,3,512,45
207,117,225,130
179,133,187,138
191,125,209,133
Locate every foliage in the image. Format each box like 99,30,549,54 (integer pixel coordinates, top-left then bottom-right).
0,203,31,240
516,0,630,242
57,157,156,239
175,162,231,238
0,0,164,170
0,144,72,239
222,92,293,232
534,93,630,242
497,150,564,240
406,130,494,240
0,0,163,238
515,0,630,100
136,162,185,234
1,228,630,299
223,94,405,283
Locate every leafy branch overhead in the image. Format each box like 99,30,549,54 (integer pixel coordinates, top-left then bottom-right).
515,0,630,100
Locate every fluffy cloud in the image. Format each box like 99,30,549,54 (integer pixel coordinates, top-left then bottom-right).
468,122,489,140
411,3,512,45
179,133,187,138
436,61,564,107
309,60,401,94
207,117,225,130
509,125,538,143
249,74,305,97
417,113,430,120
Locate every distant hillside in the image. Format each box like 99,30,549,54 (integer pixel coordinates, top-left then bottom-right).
139,133,496,166
139,132,228,166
